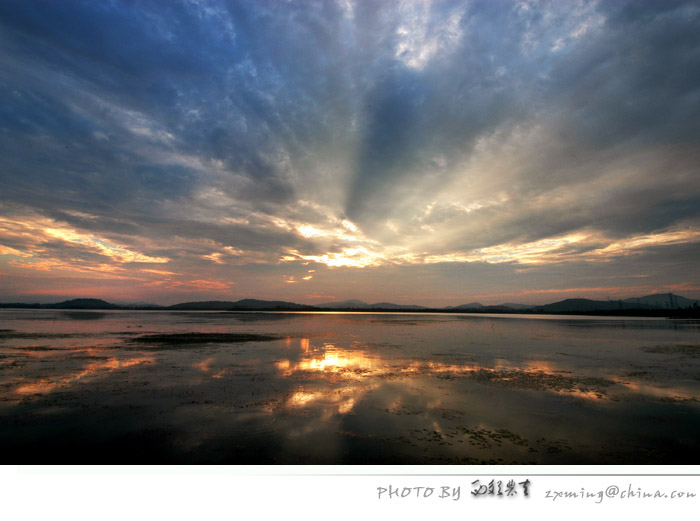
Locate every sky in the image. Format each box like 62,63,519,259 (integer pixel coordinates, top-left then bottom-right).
1,0,699,306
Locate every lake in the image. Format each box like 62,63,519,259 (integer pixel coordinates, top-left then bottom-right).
1,309,699,464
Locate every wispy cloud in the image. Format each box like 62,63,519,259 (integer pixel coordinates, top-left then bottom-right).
1,0,699,304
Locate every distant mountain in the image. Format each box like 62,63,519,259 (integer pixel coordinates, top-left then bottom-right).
369,302,427,310
168,299,317,311
447,302,484,310
536,298,652,313
537,294,699,313
1,292,699,314
116,301,165,309
45,298,119,310
318,300,425,310
318,299,370,309
623,293,699,309
480,305,523,311
498,302,535,310
230,299,317,311
168,301,238,310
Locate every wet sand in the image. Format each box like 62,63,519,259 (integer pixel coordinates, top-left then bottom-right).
1,310,699,464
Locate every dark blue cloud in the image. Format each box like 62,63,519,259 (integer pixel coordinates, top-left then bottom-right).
0,0,699,301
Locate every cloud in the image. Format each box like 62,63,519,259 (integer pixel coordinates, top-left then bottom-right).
1,0,699,304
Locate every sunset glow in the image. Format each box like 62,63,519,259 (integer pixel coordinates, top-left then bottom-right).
1,0,699,305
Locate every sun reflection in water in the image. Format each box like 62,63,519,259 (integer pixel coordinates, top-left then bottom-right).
271,339,699,408
15,357,154,395
288,390,322,407
275,340,376,377
273,340,383,415
611,377,698,402
286,386,369,416
193,357,215,372
191,356,231,379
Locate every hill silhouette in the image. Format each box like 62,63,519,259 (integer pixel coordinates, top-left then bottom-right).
0,292,698,315
47,298,119,310
318,300,426,310
168,299,316,311
623,293,699,309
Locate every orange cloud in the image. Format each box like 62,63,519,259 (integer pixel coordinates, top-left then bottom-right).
0,214,169,265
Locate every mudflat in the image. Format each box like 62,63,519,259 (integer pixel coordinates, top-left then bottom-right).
1,309,699,464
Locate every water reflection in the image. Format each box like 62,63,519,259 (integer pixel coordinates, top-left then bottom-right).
271,337,699,405
1,309,700,464
275,339,377,377
286,385,371,416
15,356,154,395
611,377,699,402
62,311,108,321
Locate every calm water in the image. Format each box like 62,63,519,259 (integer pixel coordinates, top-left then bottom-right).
1,309,699,464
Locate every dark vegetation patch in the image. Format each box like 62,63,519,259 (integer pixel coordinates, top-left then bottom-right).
406,425,537,453
0,359,25,369
369,318,444,325
373,403,423,416
658,396,699,403
370,319,420,326
642,344,700,357
624,371,655,380
13,346,72,351
435,408,465,420
450,426,530,449
131,332,279,345
437,368,614,395
62,312,107,320
556,352,603,360
0,332,92,339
